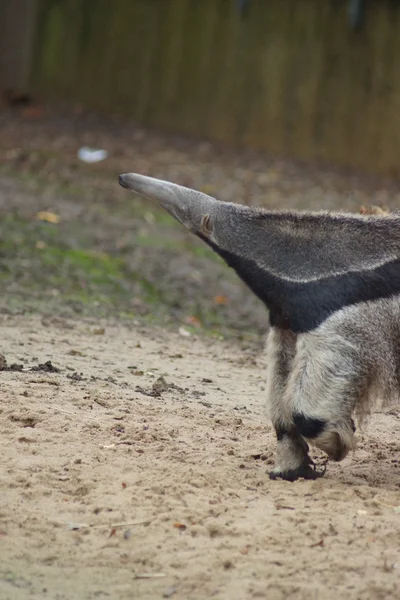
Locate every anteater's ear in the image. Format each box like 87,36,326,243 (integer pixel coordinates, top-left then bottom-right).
200,214,213,237
119,172,221,233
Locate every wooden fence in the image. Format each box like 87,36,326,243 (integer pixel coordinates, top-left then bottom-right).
12,1,400,175
0,0,38,92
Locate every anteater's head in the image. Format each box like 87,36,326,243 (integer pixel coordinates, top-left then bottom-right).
119,172,225,242
119,172,278,310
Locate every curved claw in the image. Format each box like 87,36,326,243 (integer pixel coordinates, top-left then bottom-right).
269,459,327,482
309,457,328,478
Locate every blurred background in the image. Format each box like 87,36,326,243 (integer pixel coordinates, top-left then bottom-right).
1,0,400,340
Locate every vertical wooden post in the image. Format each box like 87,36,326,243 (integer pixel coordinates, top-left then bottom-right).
0,0,38,91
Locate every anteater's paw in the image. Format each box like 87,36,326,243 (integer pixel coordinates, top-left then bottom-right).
269,460,327,482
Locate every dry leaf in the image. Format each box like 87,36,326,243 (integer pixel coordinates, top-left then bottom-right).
200,184,216,195
22,106,44,119
214,295,229,305
35,211,60,224
92,327,105,335
184,315,201,327
359,205,389,215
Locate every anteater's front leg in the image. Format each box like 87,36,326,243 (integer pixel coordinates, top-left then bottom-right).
285,329,357,464
269,425,320,481
265,328,319,480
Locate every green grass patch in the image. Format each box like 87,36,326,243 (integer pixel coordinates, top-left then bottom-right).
0,213,167,318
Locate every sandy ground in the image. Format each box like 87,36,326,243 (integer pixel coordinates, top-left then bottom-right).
0,314,399,600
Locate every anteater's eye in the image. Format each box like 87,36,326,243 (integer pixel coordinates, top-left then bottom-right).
201,214,213,235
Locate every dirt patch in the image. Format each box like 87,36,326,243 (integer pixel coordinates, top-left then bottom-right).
0,315,399,600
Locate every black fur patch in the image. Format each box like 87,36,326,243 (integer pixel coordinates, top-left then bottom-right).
196,233,400,333
293,413,326,438
274,424,287,441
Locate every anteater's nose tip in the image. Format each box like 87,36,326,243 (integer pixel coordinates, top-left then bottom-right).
119,174,128,188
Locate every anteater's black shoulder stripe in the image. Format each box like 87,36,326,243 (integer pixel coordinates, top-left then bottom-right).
196,233,400,333
284,259,400,332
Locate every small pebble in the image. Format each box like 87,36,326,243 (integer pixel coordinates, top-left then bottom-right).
163,587,177,598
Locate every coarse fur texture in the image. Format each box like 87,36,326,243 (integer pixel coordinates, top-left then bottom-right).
119,173,400,480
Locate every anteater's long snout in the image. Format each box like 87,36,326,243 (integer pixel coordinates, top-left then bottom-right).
118,172,219,232
118,172,193,205
118,172,170,198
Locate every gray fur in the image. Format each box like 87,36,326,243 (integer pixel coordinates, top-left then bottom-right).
119,173,400,481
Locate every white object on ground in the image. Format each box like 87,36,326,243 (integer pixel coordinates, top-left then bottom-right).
77,147,108,163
